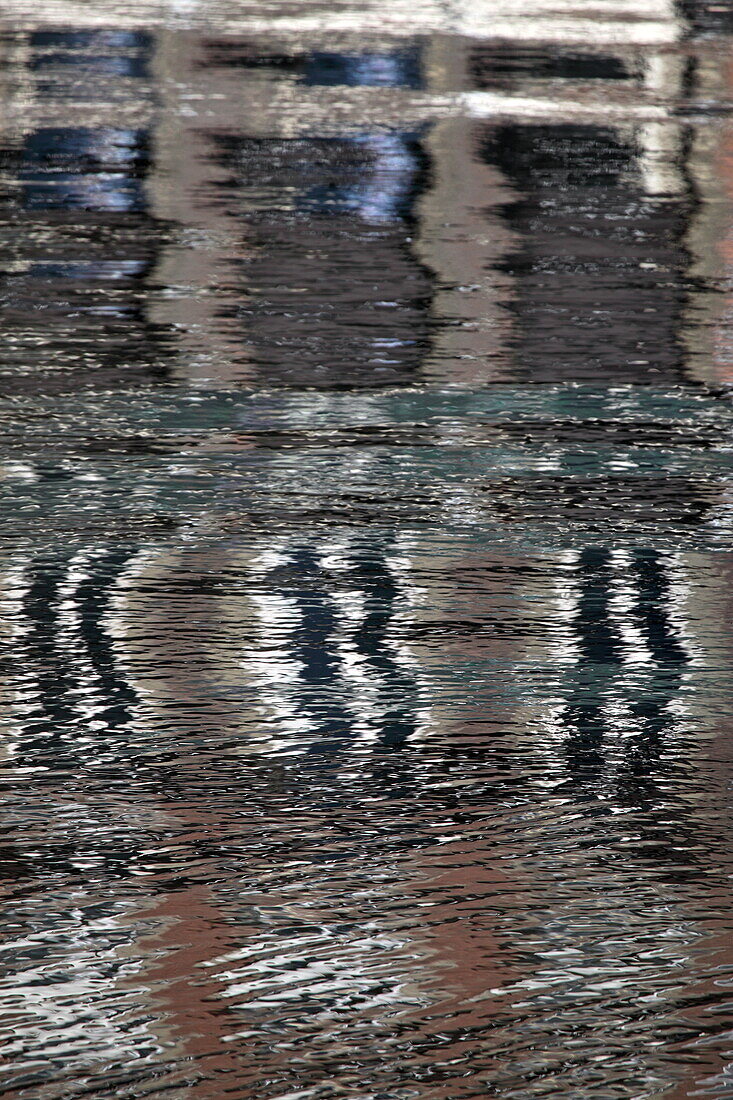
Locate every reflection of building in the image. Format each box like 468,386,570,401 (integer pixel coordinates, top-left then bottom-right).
139,2,691,388
0,29,168,393
2,4,733,1098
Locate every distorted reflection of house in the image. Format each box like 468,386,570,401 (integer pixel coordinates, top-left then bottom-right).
1,5,733,1097
138,0,690,388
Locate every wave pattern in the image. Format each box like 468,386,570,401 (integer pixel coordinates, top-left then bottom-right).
2,5,733,1099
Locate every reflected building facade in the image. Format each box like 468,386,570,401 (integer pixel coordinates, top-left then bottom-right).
1,4,733,1098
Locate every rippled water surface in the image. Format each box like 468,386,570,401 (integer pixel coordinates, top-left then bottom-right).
5,2,733,1097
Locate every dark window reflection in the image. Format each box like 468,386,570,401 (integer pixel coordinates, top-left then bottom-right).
302,50,422,88
201,42,422,88
0,27,168,390
29,29,152,89
21,128,148,211
480,123,692,384
470,46,631,89
12,551,138,757
213,120,433,387
679,0,733,35
561,547,690,807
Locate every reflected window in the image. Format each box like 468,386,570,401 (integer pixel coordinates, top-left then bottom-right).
201,42,422,88
30,28,151,81
20,128,148,211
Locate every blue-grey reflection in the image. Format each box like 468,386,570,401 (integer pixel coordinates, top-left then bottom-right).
21,128,148,211
0,24,168,388
299,131,425,223
302,49,422,88
1,16,733,1100
29,29,151,85
202,41,422,88
216,115,432,385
